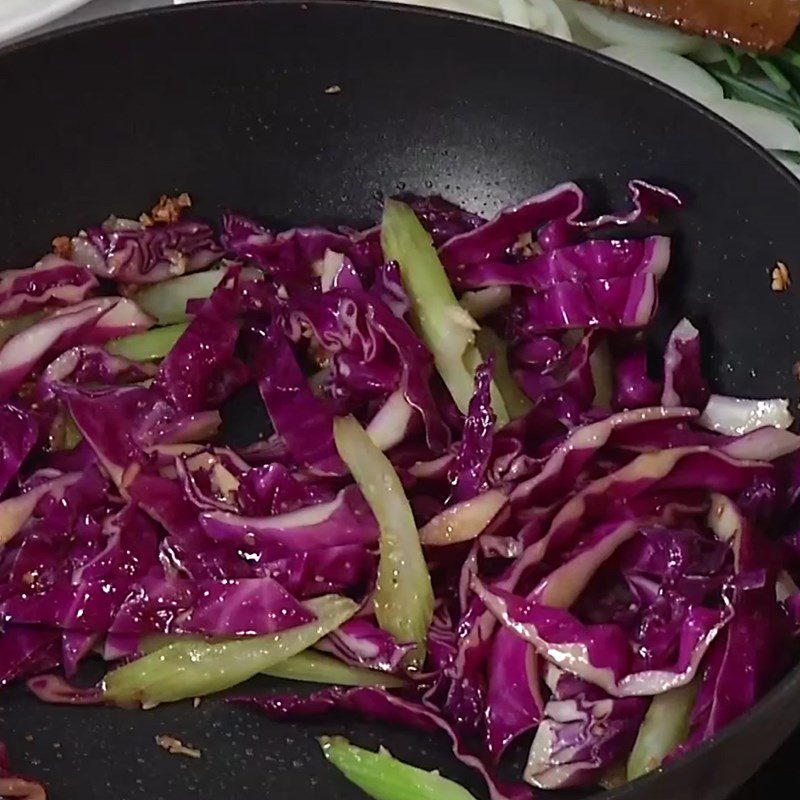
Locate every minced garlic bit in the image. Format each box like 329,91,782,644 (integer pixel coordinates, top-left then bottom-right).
324,84,342,95
193,697,202,709
772,261,791,292
51,236,72,259
155,735,202,759
148,192,193,225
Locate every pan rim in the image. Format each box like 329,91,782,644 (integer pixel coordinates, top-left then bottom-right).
0,1,799,797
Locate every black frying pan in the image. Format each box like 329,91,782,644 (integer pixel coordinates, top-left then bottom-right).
1,2,800,799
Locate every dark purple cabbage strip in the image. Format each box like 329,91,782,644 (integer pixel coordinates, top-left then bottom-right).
485,627,543,761
395,193,485,247
661,318,709,410
448,235,669,291
0,296,154,402
511,330,601,423
236,462,334,516
282,286,448,451
251,322,346,476
0,404,38,496
71,217,223,284
477,583,731,697
611,335,662,410
199,485,379,553
439,180,680,269
450,359,496,503
221,213,382,285
156,269,248,413
60,383,201,486
438,183,586,268
672,499,794,756
0,255,98,318
527,667,647,789
515,273,659,333
316,617,413,672
37,345,157,401
0,627,61,688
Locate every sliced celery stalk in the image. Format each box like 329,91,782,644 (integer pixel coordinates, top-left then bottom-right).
319,736,478,800
106,322,189,361
333,415,433,669
135,269,227,325
381,200,508,426
627,679,699,781
104,594,357,707
138,636,404,688
475,327,532,420
263,651,406,687
62,414,83,450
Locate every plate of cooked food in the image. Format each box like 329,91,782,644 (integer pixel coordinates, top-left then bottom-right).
0,2,800,800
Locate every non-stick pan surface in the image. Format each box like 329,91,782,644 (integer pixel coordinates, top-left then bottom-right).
1,2,800,799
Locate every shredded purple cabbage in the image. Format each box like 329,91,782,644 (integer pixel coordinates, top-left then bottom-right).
0,183,797,799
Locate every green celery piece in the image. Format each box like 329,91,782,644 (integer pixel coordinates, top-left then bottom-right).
777,47,800,70
627,679,699,781
475,328,532,420
104,594,357,707
138,637,405,688
263,651,406,687
135,269,227,325
62,415,83,450
319,736,478,800
381,199,508,426
754,57,793,95
333,415,433,669
720,45,742,75
106,322,189,361
708,67,800,126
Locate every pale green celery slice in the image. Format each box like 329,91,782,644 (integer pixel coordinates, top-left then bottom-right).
139,636,405,688
62,414,83,450
106,322,189,361
319,736,478,800
475,327,532,420
263,651,406,687
103,594,357,707
381,199,508,426
134,267,260,325
333,415,433,669
627,679,699,781
135,269,228,325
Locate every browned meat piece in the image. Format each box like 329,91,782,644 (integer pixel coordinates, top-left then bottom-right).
586,0,800,52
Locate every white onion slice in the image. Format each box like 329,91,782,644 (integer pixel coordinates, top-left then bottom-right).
691,39,726,64
568,0,700,53
526,0,572,40
703,99,800,152
699,394,794,436
600,46,723,104
775,154,800,180
499,0,530,27
554,0,606,47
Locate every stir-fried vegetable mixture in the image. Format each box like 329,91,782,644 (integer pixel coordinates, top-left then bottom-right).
0,186,799,799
